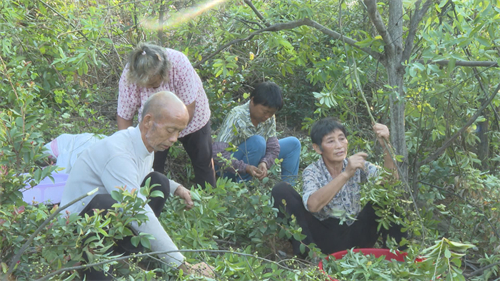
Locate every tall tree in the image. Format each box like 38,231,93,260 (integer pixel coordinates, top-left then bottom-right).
197,0,500,181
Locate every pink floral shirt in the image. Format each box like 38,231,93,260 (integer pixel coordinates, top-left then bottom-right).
118,48,210,138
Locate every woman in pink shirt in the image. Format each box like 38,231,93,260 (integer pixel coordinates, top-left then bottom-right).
117,43,215,189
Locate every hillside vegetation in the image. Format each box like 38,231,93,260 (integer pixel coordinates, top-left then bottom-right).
1,0,500,280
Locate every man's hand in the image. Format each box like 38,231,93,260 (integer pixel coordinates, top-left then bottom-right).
373,123,390,148
343,152,368,178
173,185,194,210
180,262,214,278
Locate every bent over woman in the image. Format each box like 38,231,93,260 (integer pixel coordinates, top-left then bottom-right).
117,43,215,189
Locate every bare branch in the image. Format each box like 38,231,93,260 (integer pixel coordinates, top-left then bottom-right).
417,82,500,167
363,0,394,52
401,0,433,63
416,59,499,67
194,18,382,68
243,0,270,27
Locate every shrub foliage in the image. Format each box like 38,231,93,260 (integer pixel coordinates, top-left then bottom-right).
2,0,500,280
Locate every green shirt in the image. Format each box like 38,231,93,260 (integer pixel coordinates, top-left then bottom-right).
216,101,277,145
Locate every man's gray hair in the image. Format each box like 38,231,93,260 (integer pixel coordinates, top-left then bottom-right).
127,43,171,87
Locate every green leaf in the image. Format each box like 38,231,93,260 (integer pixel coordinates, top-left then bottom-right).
111,190,123,202
140,236,151,249
100,38,113,44
451,257,462,267
444,248,451,258
140,186,149,197
131,236,140,247
476,36,491,47
355,37,374,48
150,190,164,198
38,2,47,14
123,228,134,236
447,58,456,74
299,243,305,254
191,190,201,201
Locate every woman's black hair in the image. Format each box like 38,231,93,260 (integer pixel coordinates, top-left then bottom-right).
250,82,283,110
310,117,348,146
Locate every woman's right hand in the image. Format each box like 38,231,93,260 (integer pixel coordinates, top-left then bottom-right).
344,152,368,178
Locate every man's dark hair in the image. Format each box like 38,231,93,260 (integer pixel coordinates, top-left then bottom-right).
250,82,283,110
310,117,348,146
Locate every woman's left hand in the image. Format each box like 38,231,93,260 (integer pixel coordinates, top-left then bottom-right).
373,123,390,147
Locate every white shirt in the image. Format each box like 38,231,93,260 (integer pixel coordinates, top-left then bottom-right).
60,126,184,266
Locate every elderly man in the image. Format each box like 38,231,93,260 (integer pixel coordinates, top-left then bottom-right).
60,91,211,279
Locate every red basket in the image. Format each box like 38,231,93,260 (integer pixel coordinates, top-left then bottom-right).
318,248,421,281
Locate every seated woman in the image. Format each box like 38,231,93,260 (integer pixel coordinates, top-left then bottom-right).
272,117,406,257
212,82,301,185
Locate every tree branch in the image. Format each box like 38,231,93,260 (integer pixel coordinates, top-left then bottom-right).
302,18,381,59
363,0,394,53
415,59,499,67
465,261,500,278
417,82,500,166
194,18,381,68
401,0,433,63
234,16,264,29
243,0,270,27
